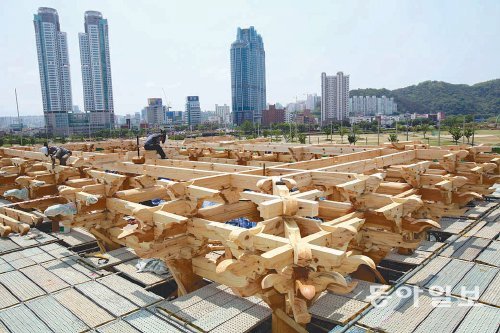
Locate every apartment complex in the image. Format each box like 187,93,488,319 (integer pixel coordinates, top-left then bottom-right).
321,72,350,124
230,26,266,125
33,7,73,135
350,95,397,116
79,10,114,132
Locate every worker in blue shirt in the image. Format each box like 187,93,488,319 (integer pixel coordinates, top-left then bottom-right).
144,131,167,159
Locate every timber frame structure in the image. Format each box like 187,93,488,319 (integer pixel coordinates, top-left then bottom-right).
0,138,499,332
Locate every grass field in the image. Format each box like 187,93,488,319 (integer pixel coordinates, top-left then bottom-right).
299,129,500,146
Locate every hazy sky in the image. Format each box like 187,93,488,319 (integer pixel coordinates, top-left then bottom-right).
1,0,499,116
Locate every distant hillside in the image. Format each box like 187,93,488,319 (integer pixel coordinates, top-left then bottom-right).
350,79,500,116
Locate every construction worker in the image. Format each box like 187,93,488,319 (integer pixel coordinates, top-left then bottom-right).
144,130,167,159
40,143,72,167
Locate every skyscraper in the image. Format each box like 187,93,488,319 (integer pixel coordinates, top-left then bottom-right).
186,96,201,128
321,72,350,124
144,98,166,127
215,104,231,124
230,26,266,125
79,11,114,132
33,7,73,136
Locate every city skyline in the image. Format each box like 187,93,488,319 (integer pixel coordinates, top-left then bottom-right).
1,0,499,117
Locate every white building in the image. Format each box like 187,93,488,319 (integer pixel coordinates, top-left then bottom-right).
321,72,350,124
215,104,231,124
33,7,73,135
79,11,114,132
349,95,397,116
305,94,320,111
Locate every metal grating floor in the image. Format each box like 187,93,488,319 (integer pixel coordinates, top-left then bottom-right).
75,281,139,317
310,293,369,325
475,240,500,266
0,270,45,301
26,295,88,333
0,304,52,333
53,288,114,328
20,264,70,293
97,274,163,307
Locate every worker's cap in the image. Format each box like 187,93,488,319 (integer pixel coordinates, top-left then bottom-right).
40,147,48,156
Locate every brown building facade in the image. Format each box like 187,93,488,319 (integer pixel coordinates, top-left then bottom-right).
262,104,285,127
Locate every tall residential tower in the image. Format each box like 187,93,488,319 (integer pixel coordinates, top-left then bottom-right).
321,72,350,124
33,7,73,135
186,96,201,128
79,11,114,132
230,26,266,125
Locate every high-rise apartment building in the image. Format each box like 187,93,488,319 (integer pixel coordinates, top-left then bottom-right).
215,104,231,125
321,72,350,124
79,10,114,132
230,26,266,125
33,7,73,136
144,98,166,127
186,96,201,128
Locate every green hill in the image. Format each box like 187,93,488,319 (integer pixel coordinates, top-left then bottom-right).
350,79,500,117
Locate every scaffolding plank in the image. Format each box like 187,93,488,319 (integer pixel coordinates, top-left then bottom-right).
450,237,491,261
41,259,91,285
440,236,469,257
479,272,500,307
193,296,257,331
18,247,55,263
464,201,497,219
310,293,369,325
0,283,19,310
435,218,473,234
172,288,237,323
26,295,88,333
75,281,139,317
0,262,14,274
377,290,435,333
454,304,500,333
151,283,227,314
424,258,474,290
0,270,45,301
96,320,141,333
52,227,96,247
475,240,500,267
0,304,52,333
40,242,75,259
97,274,162,307
81,247,137,269
452,263,498,300
413,296,471,333
358,286,415,329
60,255,111,278
0,238,20,254
53,288,114,328
417,240,445,253
114,258,170,287
20,264,69,293
209,302,271,333
123,309,188,333
474,222,500,239
407,256,451,287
